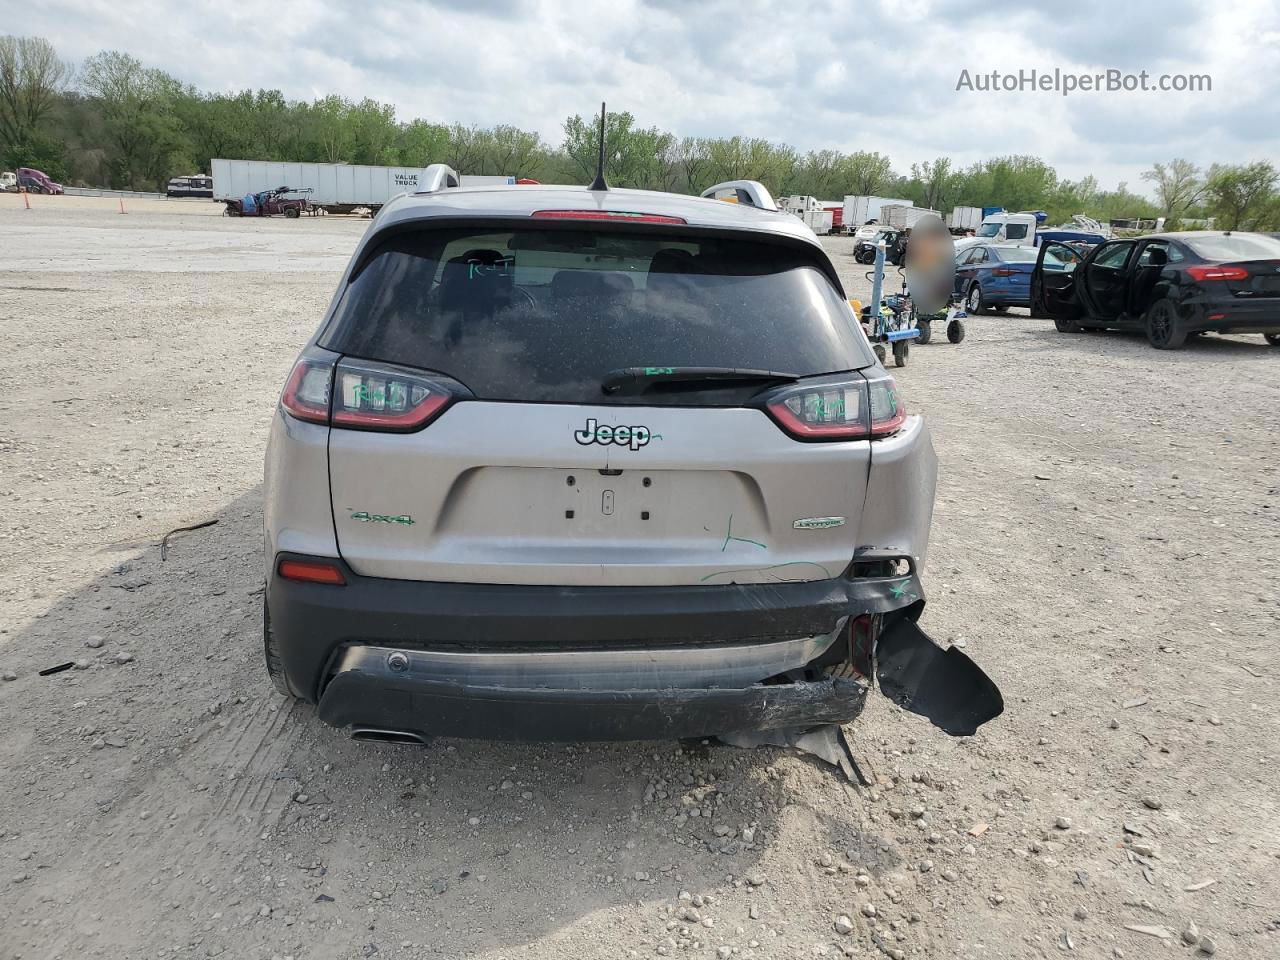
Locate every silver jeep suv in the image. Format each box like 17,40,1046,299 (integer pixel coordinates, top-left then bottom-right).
262,170,1002,743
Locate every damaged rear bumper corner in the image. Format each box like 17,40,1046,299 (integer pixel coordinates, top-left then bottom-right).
875,612,1004,736
847,564,1004,737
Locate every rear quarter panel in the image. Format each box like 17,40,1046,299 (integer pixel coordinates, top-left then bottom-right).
263,409,338,579
854,416,937,574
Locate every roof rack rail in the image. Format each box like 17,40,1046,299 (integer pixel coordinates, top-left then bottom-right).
417,163,460,194
700,180,778,211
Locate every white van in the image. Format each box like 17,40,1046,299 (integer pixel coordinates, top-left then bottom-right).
974,211,1039,244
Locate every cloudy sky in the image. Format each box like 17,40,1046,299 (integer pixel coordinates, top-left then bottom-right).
21,0,1280,193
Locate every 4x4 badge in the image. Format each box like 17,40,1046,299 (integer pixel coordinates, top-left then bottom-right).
793,517,846,530
574,418,652,451
351,511,415,526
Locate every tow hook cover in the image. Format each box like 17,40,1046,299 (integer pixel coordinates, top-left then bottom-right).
876,617,1004,736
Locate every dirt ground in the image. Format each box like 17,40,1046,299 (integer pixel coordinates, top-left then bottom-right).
1,195,1277,960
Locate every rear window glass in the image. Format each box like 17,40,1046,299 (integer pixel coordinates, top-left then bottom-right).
1184,233,1280,262
994,246,1038,263
321,226,873,404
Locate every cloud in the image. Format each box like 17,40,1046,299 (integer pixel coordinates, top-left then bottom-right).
23,0,1280,192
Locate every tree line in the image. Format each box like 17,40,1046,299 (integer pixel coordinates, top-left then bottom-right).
3,35,1279,230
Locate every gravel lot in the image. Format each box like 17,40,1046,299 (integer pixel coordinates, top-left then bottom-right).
1,194,1278,959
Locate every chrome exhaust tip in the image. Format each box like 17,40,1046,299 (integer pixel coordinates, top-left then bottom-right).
350,727,427,745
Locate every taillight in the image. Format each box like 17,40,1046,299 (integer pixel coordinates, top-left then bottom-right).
867,376,907,436
991,267,1018,277
280,357,334,424
279,354,453,432
764,375,906,441
332,358,452,432
1187,265,1249,282
277,558,346,585
530,209,688,224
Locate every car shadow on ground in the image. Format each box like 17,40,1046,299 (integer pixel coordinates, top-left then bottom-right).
1020,322,1278,359
1,487,900,958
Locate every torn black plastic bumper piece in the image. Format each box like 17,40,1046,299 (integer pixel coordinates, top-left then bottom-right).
317,671,870,742
875,616,1004,736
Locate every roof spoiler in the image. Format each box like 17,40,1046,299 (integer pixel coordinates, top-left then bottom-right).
700,180,778,211
418,163,460,194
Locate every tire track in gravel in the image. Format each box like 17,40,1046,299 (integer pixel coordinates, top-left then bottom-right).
206,695,307,827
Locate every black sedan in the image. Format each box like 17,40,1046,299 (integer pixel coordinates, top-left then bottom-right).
1031,231,1280,349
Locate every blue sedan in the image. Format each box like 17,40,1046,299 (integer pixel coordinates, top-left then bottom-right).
953,243,1045,314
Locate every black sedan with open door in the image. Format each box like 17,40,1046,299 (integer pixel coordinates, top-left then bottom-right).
1031,231,1280,349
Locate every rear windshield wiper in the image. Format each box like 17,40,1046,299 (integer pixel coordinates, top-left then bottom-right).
601,366,799,396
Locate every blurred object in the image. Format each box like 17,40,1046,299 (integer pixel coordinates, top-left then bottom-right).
904,214,955,315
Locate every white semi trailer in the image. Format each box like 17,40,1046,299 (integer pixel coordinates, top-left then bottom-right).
211,159,517,213
946,206,983,232
881,204,942,229
841,195,914,227
779,195,832,234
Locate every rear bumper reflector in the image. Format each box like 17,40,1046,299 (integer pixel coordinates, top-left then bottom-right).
277,558,345,585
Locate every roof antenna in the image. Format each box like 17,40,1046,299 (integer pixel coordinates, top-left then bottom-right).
588,101,608,191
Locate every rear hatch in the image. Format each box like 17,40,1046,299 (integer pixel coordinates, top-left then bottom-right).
317,220,881,587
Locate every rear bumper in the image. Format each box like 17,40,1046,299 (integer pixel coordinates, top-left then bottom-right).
319,663,869,742
1182,298,1280,334
983,279,1031,305
267,555,924,740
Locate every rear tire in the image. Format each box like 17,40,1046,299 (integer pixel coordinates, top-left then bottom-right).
873,343,886,365
1054,314,1083,333
284,207,300,219
966,283,985,315
893,340,909,367
916,319,932,344
263,603,295,699
946,319,966,344
1144,298,1187,350
1266,333,1280,347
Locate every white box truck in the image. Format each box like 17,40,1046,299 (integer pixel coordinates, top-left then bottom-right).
779,195,831,235
946,206,983,232
841,195,914,227
211,159,516,213
881,204,941,229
